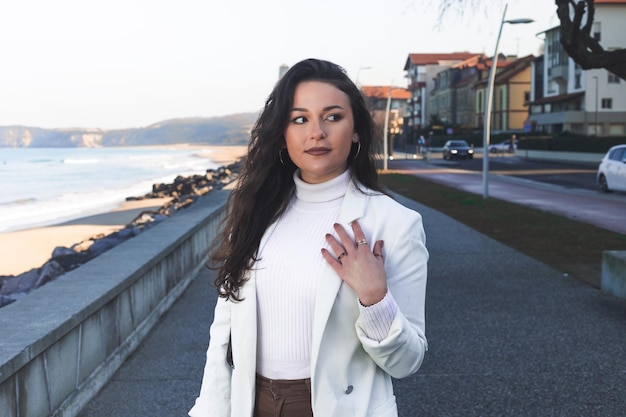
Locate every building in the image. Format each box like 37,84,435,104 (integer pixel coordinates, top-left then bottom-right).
278,64,289,79
474,54,534,132
528,0,626,135
403,52,481,140
360,85,411,153
452,55,490,129
427,54,493,129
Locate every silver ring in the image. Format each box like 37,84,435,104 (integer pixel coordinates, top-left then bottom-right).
357,239,368,246
337,252,347,261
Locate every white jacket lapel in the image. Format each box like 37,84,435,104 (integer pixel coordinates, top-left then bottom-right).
311,180,369,366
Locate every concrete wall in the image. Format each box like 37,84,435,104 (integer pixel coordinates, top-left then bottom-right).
516,149,604,166
602,251,626,300
0,190,229,417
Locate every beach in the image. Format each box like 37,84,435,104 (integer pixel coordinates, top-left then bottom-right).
0,145,247,277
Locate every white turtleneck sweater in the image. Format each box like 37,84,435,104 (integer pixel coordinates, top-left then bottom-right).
254,169,398,380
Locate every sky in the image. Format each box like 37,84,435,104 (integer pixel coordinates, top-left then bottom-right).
0,0,559,130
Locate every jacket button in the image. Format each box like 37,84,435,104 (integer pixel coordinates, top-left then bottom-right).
344,385,353,394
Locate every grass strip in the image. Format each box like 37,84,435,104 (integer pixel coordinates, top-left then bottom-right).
381,172,626,288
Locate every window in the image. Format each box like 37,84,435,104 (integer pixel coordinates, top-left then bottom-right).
593,22,601,41
608,148,625,162
609,124,625,136
574,74,581,89
547,80,557,94
601,98,613,109
524,91,530,102
608,72,620,84
571,123,584,134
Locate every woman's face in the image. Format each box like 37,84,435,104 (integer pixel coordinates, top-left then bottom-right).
284,81,358,184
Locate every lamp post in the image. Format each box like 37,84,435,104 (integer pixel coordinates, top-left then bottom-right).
383,91,392,171
383,85,403,171
593,75,599,135
356,66,372,87
482,4,533,199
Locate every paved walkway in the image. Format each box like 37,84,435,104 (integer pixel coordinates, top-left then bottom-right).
78,163,626,417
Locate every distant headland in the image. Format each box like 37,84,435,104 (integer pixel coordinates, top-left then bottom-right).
0,112,258,148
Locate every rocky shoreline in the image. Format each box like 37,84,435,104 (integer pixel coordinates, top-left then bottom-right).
0,160,242,308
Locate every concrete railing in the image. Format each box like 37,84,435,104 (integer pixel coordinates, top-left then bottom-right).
0,190,229,417
515,149,604,166
602,251,626,300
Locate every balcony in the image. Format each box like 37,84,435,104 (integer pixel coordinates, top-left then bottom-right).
547,64,568,83
408,81,426,91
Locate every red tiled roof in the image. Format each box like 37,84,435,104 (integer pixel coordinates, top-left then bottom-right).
360,86,410,100
452,54,485,69
474,55,535,86
404,52,482,69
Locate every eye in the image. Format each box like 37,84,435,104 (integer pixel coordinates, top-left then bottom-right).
292,116,306,124
327,114,343,122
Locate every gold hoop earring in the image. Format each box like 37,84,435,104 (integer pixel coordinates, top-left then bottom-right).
352,142,361,160
279,149,286,165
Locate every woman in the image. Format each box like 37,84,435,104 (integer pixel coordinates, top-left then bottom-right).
189,58,428,417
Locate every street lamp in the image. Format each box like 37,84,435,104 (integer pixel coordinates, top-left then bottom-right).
482,3,534,198
383,85,403,171
593,75,599,135
356,66,372,86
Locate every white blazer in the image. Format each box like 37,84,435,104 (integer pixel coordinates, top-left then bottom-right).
189,179,428,417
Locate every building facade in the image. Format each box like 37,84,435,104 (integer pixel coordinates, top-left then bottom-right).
403,52,480,140
474,55,534,132
528,0,626,135
360,85,411,153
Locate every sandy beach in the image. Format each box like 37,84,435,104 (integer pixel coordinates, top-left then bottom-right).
0,145,247,277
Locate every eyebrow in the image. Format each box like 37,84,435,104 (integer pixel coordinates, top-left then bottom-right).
290,105,345,112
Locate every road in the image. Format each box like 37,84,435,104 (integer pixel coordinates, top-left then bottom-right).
429,154,600,191
387,153,626,235
390,151,600,190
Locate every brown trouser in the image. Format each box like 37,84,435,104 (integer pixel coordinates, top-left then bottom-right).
254,374,314,417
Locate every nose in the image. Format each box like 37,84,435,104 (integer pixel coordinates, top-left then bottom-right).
309,119,326,140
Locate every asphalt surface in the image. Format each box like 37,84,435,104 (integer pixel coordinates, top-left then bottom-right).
391,155,626,235
78,160,626,417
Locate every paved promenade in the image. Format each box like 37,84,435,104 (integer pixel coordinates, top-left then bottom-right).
78,163,626,417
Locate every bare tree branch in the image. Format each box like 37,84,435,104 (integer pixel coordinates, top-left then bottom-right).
556,0,626,80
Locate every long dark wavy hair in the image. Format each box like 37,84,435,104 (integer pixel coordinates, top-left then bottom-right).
210,58,384,300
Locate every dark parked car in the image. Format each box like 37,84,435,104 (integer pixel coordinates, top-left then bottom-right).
597,144,626,193
442,140,474,160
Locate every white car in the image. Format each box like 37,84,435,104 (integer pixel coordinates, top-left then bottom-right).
597,144,626,193
488,140,517,153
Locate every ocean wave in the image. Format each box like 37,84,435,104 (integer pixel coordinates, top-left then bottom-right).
0,198,37,206
63,157,101,164
28,158,56,164
1,146,226,232
0,181,157,233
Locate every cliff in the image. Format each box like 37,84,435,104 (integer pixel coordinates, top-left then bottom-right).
0,113,258,147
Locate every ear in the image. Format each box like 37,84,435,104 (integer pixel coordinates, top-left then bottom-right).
352,133,359,143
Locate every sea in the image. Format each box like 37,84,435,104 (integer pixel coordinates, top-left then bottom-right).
0,147,226,233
